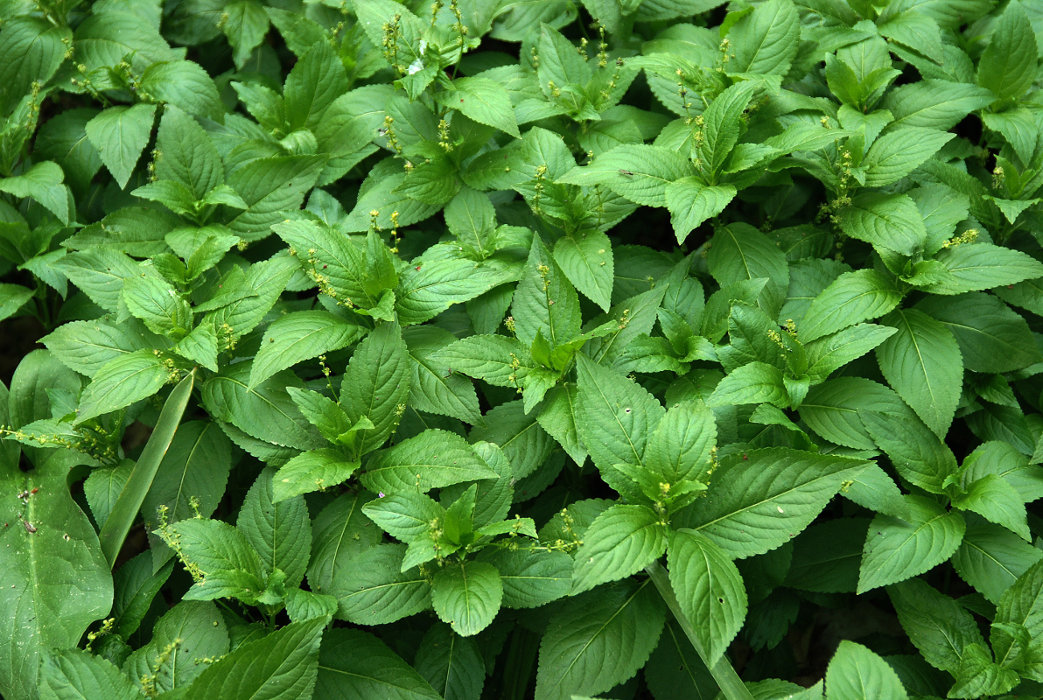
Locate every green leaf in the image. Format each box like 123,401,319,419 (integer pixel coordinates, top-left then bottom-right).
929,243,1043,295
202,254,298,340
535,581,666,700
575,353,666,483
226,156,324,241
992,558,1043,670
572,504,667,593
111,553,173,637
480,548,572,609
976,0,1038,102
327,543,430,625
238,468,311,587
284,41,349,131
143,420,231,569
183,617,326,700
444,187,496,258
340,322,412,454
202,364,324,451
862,128,953,187
395,256,513,325
876,308,962,437
836,192,927,256
888,578,984,674
122,274,193,338
222,0,270,69
683,448,867,558
949,642,1020,699
0,452,112,700
665,179,736,244
536,23,593,97
553,230,613,311
363,491,442,543
806,324,897,382
306,493,382,596
284,589,338,623
361,429,497,494
859,410,957,494
536,382,587,467
39,647,144,700
435,334,533,388
154,106,223,199
439,77,520,138
0,17,69,113
557,144,693,207
857,495,965,593
75,349,171,423
122,600,228,693
645,399,716,483
85,104,157,189
96,371,195,570
140,60,224,121
799,269,904,342
403,327,482,424
982,109,1039,165
251,311,363,388
163,518,265,602
708,361,788,408
883,80,994,130
825,640,908,700
272,448,359,503
727,0,800,75
0,283,33,323
273,219,376,307
952,518,1043,604
0,161,69,223
471,399,556,481
697,82,759,180
963,441,1043,504
953,474,1030,541
512,235,582,347
706,222,789,297
800,378,907,450
316,628,441,699
667,529,748,666
922,292,1043,375
431,560,503,637
414,623,485,700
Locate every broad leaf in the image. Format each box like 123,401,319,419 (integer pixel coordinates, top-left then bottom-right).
825,640,908,700
681,448,867,558
251,311,363,388
667,529,747,666
316,628,440,699
575,353,665,485
361,430,497,494
237,468,311,587
572,504,667,593
535,580,665,700
0,452,112,700
85,104,157,189
431,560,503,636
183,617,326,699
340,322,412,455
857,496,965,593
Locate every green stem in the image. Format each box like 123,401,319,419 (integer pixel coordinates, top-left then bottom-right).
645,560,754,700
98,371,195,568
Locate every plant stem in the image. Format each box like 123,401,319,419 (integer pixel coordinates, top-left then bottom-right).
645,560,754,700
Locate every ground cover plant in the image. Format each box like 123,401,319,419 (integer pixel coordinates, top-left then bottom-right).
2,0,1043,697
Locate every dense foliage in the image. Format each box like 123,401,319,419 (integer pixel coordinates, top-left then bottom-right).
2,0,1043,698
